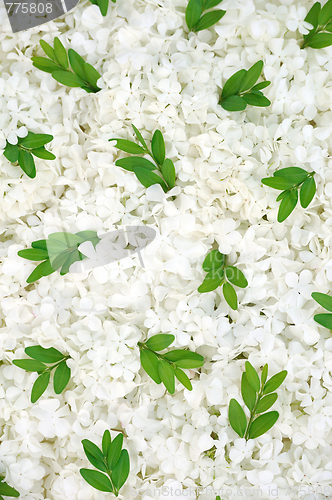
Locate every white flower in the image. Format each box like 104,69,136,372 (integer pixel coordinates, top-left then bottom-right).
286,6,313,34
72,297,107,331
9,458,44,491
6,125,28,145
157,79,182,105
229,438,255,464
30,400,71,438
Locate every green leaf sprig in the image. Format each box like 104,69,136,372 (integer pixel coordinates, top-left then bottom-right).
138,334,204,394
198,249,248,310
89,0,115,16
110,125,176,193
219,61,271,112
12,346,71,403
3,132,55,179
229,362,287,440
186,0,226,32
32,38,101,93
0,477,20,499
301,0,332,49
261,167,316,223
80,430,130,497
312,291,332,329
17,230,100,283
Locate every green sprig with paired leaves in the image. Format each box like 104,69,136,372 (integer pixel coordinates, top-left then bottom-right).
312,291,332,330
13,346,71,403
0,476,19,499
18,231,100,283
219,61,271,112
301,0,332,49
110,125,176,193
261,167,316,223
229,362,287,441
138,334,204,394
186,0,225,32
198,249,248,310
90,0,115,16
32,38,101,93
3,132,55,179
80,430,129,497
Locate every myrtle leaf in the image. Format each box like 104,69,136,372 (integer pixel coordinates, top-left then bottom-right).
248,411,279,439
300,176,316,208
223,282,237,310
225,266,248,288
193,9,225,31
151,130,165,166
277,190,298,222
53,361,71,394
158,359,175,393
263,370,287,394
25,346,64,363
31,371,51,403
312,292,332,312
145,334,175,351
220,95,247,112
80,469,113,492
228,399,247,438
140,349,161,384
239,61,264,92
107,433,123,470
111,449,130,491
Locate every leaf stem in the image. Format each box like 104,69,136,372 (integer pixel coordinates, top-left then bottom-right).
243,386,264,440
42,355,71,374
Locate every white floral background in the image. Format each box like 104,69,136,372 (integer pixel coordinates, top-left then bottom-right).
1,0,332,499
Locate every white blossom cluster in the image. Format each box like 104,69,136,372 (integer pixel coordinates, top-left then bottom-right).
1,0,332,498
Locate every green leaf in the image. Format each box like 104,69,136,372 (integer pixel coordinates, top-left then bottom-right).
241,372,256,411
239,61,263,92
31,371,51,403
145,334,175,351
111,449,130,491
107,433,123,470
228,398,247,438
223,281,237,310
54,37,69,69
48,232,84,247
203,0,223,9
68,49,86,81
312,292,332,312
75,230,99,240
220,95,247,112
20,131,52,150
274,166,308,183
313,313,332,329
193,9,225,31
221,69,247,100
325,21,332,31
186,0,203,30
18,149,36,178
318,0,332,25
0,482,19,497
158,359,175,393
251,81,271,91
25,346,64,363
133,167,168,192
83,62,101,90
115,157,156,172
245,361,260,393
40,39,56,61
161,159,176,189
110,138,146,154
60,249,82,275
276,190,289,202
52,70,86,88
82,438,108,473
174,367,192,391
202,249,225,271
307,32,332,48
151,130,165,166
53,361,71,394
248,411,279,439
198,268,224,293
132,124,148,150
225,266,248,288
80,469,113,492
12,359,47,372
255,393,278,414
242,91,270,107
44,239,69,254
300,176,316,208
18,248,49,261
31,147,56,160
102,430,111,456
3,142,19,163
163,350,204,368
31,56,61,73
277,190,298,223
304,1,321,29
96,0,109,16
82,439,105,464
261,363,268,385
140,349,161,384
263,370,287,394
26,259,55,283
31,240,48,251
